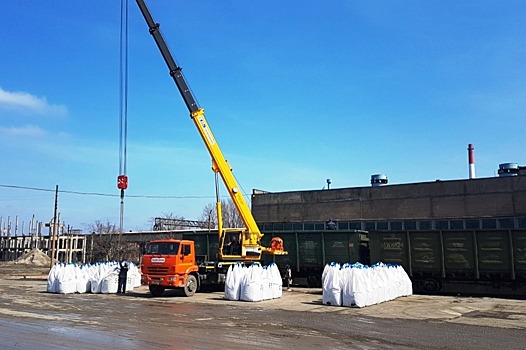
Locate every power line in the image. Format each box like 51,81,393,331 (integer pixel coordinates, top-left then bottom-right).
0,184,215,199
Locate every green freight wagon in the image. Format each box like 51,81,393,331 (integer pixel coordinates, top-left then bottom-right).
369,229,526,297
260,230,369,287
180,231,220,261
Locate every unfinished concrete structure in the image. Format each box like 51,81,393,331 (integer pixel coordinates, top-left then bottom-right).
0,234,86,263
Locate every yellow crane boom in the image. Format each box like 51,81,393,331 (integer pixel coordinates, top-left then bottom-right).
135,0,286,260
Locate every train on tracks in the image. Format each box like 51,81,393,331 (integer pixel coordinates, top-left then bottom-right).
171,228,525,298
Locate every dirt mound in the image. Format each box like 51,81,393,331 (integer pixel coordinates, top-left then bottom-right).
14,248,51,267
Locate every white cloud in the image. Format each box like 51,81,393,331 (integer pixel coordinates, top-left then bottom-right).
0,124,47,137
0,86,67,116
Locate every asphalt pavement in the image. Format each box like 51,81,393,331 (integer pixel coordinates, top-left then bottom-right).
0,265,525,349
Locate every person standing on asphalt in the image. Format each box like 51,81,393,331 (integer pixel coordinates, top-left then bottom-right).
285,264,292,291
117,261,129,294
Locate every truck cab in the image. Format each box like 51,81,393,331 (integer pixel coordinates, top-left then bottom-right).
141,239,199,296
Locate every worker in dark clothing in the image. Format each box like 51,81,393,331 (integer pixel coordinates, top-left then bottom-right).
225,235,240,255
230,236,241,255
285,264,292,291
117,261,129,294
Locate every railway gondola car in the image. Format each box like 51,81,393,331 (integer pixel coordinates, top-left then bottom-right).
369,229,526,297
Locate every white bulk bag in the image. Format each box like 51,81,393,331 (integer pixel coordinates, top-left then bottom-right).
375,265,390,304
240,264,264,302
75,265,90,294
46,263,61,293
100,270,119,294
224,264,238,300
224,263,247,301
396,265,413,297
261,266,273,301
351,266,369,308
322,263,342,306
129,263,142,288
341,265,355,307
269,263,283,299
89,263,102,293
57,264,77,294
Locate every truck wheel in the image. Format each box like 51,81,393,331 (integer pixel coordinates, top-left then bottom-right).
183,275,198,297
149,285,165,297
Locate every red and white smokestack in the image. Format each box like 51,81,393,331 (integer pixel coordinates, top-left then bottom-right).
468,143,476,179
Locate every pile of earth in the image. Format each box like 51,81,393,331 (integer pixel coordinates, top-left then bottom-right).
0,249,51,278
14,248,51,266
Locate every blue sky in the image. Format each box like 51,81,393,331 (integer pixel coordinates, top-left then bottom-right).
1,1,525,232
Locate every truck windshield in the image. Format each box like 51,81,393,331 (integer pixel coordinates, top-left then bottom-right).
146,242,180,255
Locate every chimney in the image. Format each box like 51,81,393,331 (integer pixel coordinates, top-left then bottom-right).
468,144,476,179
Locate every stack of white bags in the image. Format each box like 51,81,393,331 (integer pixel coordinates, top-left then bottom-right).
224,263,283,302
46,261,142,294
322,262,412,307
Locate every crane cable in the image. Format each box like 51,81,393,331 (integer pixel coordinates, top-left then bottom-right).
117,0,129,232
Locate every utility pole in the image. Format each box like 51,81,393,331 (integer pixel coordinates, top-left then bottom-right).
50,185,59,267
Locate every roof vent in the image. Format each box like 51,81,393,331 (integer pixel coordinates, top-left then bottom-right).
371,174,388,187
498,163,519,177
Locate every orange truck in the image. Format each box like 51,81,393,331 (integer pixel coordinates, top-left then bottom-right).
140,239,199,297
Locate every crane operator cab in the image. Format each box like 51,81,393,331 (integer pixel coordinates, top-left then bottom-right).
223,232,241,256
219,229,287,261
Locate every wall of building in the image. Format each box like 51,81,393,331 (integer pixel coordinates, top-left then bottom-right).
251,176,526,224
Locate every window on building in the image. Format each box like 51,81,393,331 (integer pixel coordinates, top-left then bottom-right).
338,222,349,230
263,223,273,231
481,219,497,229
315,223,325,230
419,221,432,230
436,220,449,230
518,218,526,228
390,221,402,230
364,222,375,231
404,221,417,230
293,223,304,230
498,218,514,229
283,223,293,231
465,219,480,229
273,223,284,231
450,220,464,230
349,222,362,230
304,223,315,230
377,222,388,230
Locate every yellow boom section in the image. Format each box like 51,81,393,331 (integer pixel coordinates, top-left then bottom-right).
191,109,263,248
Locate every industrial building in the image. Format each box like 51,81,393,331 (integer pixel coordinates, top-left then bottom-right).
251,164,526,233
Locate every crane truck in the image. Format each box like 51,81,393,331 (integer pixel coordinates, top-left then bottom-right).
135,0,286,296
